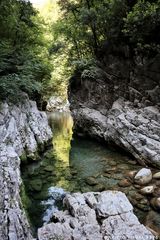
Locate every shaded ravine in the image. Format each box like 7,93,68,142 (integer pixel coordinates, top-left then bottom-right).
21,111,159,236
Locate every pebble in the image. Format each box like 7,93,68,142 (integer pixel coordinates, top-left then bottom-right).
150,197,160,211
118,179,131,187
155,180,160,186
134,184,142,189
104,167,117,173
145,210,160,237
136,198,150,212
140,186,155,195
109,161,117,166
125,170,137,180
85,176,98,186
93,184,105,192
134,193,144,201
153,188,160,197
153,172,160,179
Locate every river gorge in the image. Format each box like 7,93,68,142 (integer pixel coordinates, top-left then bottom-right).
21,111,160,239
0,95,159,239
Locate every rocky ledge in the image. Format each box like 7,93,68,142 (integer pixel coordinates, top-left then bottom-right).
38,191,154,240
0,95,52,240
72,98,160,168
46,96,70,112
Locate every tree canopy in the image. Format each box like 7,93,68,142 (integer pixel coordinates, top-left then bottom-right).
55,0,160,59
0,0,160,102
0,0,51,102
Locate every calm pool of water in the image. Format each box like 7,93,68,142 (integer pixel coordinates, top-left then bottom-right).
21,111,148,232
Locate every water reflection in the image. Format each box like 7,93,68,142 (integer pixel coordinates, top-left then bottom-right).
48,111,74,189
22,111,149,232
21,112,74,232
48,111,73,163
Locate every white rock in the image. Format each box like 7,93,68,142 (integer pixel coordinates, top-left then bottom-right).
140,186,155,195
101,212,153,240
0,95,52,240
134,168,152,185
47,96,70,112
38,191,154,240
96,191,133,217
72,98,160,168
153,172,160,179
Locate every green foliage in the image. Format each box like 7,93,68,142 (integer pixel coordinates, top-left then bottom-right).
56,0,160,60
0,0,51,102
56,0,129,58
1,0,159,102
123,0,160,55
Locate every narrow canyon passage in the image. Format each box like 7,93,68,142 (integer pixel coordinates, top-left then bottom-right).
21,111,159,235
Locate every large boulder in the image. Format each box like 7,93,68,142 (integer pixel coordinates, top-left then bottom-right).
38,191,154,240
72,98,160,168
0,95,52,240
69,53,160,168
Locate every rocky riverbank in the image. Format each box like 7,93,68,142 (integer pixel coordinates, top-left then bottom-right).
38,191,154,240
68,52,160,238
69,53,160,168
0,95,52,240
71,98,160,168
0,95,158,239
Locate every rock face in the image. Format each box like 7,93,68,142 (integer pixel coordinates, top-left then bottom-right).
69,53,160,168
0,95,52,240
38,191,154,240
71,98,160,168
47,96,70,112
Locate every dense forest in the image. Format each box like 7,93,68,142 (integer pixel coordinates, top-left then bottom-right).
0,0,160,103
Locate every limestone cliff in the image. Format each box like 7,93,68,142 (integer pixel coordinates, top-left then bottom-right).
69,54,160,167
0,94,52,240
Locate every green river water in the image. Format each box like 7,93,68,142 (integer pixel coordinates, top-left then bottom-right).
21,111,156,234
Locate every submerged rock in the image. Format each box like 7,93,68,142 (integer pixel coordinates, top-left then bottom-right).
0,95,52,240
153,187,160,197
125,170,137,180
85,176,98,186
118,178,132,187
150,197,160,211
93,184,105,192
38,191,154,240
30,179,43,192
145,210,160,238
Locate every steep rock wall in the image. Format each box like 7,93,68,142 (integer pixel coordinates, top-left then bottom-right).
69,54,160,167
69,54,160,112
0,95,52,240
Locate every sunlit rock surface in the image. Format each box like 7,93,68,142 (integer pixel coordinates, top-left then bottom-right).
69,53,160,168
0,95,52,240
47,96,70,112
72,98,160,168
38,191,154,240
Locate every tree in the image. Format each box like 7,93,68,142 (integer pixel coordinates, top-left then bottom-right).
123,0,160,56
0,0,51,103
